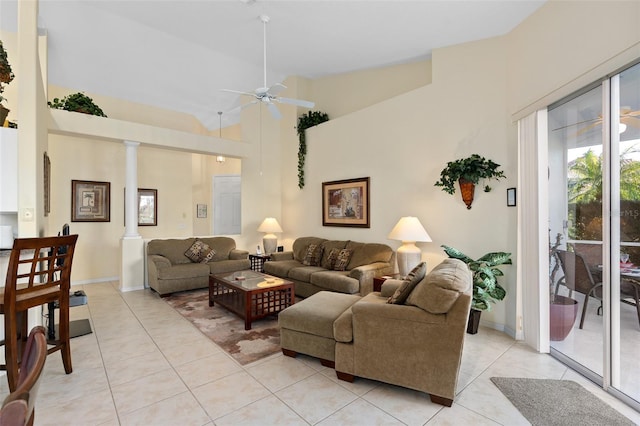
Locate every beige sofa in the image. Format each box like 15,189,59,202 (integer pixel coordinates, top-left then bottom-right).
279,258,472,406
147,237,250,296
263,236,395,297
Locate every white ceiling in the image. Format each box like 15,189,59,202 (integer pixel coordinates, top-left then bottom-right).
0,0,545,130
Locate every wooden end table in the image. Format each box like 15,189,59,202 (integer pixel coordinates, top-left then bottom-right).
373,274,403,292
209,270,294,330
249,254,271,272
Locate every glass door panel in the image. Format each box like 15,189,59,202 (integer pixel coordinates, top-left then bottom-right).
548,84,604,378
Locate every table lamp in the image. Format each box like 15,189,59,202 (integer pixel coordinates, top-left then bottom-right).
257,217,283,254
388,216,432,277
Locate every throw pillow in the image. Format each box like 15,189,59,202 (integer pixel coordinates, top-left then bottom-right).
333,249,353,271
322,248,341,269
406,258,472,314
184,240,216,263
387,262,427,304
302,244,324,266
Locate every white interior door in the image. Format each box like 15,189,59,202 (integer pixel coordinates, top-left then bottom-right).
213,175,241,236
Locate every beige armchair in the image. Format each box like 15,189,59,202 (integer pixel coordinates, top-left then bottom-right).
334,258,472,406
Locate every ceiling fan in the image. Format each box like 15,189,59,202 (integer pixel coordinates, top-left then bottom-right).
222,15,315,120
552,107,640,135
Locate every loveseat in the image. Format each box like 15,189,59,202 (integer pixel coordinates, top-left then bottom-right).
147,237,250,296
278,258,472,406
263,236,395,297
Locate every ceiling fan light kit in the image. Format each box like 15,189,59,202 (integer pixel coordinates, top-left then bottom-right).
221,15,315,120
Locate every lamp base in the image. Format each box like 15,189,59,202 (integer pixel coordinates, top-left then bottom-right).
263,235,277,254
396,242,422,277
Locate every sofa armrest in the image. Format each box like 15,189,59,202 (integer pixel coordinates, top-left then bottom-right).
229,249,249,260
270,251,294,261
349,262,394,295
148,254,171,269
380,279,403,297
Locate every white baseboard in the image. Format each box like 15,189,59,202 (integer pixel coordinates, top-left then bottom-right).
479,318,519,340
71,276,119,286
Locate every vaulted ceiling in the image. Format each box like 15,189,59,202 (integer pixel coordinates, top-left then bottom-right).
0,0,545,130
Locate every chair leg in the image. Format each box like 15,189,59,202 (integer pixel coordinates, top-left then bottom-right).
579,292,590,329
58,301,72,374
4,310,22,392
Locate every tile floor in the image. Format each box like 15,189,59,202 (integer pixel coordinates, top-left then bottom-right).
2,281,639,426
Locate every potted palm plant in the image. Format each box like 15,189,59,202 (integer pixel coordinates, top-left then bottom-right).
435,154,506,209
0,40,14,125
441,245,511,334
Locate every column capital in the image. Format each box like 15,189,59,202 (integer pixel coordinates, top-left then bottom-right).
124,140,140,148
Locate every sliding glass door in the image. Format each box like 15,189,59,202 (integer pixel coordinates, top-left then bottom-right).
548,61,640,405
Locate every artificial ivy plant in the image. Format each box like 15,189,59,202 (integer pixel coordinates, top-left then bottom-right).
296,111,329,189
48,92,107,117
0,39,14,106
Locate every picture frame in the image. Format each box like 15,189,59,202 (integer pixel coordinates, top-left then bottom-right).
322,177,370,227
137,188,157,226
71,180,111,222
197,203,207,219
507,187,517,207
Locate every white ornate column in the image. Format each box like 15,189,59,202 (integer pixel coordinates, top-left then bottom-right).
120,140,145,292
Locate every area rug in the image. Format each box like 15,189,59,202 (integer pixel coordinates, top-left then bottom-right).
163,289,281,365
490,377,634,426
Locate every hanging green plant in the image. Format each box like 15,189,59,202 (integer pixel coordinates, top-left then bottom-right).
47,92,107,117
296,111,329,189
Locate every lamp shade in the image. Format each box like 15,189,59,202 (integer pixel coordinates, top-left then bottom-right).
257,218,283,234
387,217,431,242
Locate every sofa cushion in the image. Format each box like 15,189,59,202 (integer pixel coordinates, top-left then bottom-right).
156,263,210,280
209,259,251,275
198,237,237,261
310,270,359,294
292,237,327,262
303,244,324,266
347,242,394,270
184,240,216,263
406,258,471,314
147,238,197,265
289,266,325,282
334,249,353,271
263,259,302,277
388,262,427,304
320,241,349,268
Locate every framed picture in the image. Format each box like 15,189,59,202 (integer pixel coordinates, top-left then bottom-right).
71,180,110,222
322,177,370,227
507,187,517,207
197,204,207,218
137,188,157,226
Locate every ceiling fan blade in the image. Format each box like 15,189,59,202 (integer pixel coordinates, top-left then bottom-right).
277,97,315,109
267,102,282,120
268,83,287,95
221,89,256,98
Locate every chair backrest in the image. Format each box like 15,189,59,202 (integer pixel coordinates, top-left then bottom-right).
2,326,48,425
4,235,78,311
555,249,598,295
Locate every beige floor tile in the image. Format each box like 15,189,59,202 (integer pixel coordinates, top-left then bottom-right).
99,334,159,365
425,403,501,425
454,377,529,425
276,372,358,424
34,388,118,426
38,366,110,410
119,391,210,426
246,353,316,392
111,369,187,414
362,383,442,426
161,337,223,366
192,371,270,420
104,349,171,386
316,397,404,425
175,352,242,388
319,366,381,396
214,395,307,426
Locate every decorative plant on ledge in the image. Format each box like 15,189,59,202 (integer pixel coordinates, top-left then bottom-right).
0,40,15,124
48,92,107,117
296,111,329,189
435,154,505,209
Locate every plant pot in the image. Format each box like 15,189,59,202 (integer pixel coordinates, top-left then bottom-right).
467,309,482,334
549,295,579,341
458,178,475,209
0,105,9,125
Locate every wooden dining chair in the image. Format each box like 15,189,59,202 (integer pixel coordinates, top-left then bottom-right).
0,235,78,391
1,326,48,426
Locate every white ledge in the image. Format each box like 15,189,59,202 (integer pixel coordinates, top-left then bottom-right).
48,109,249,158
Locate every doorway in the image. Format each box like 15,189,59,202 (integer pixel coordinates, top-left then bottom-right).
212,175,241,235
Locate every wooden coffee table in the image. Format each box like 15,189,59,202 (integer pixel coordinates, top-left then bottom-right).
209,270,294,330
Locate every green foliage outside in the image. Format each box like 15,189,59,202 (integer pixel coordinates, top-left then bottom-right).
0,40,14,104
